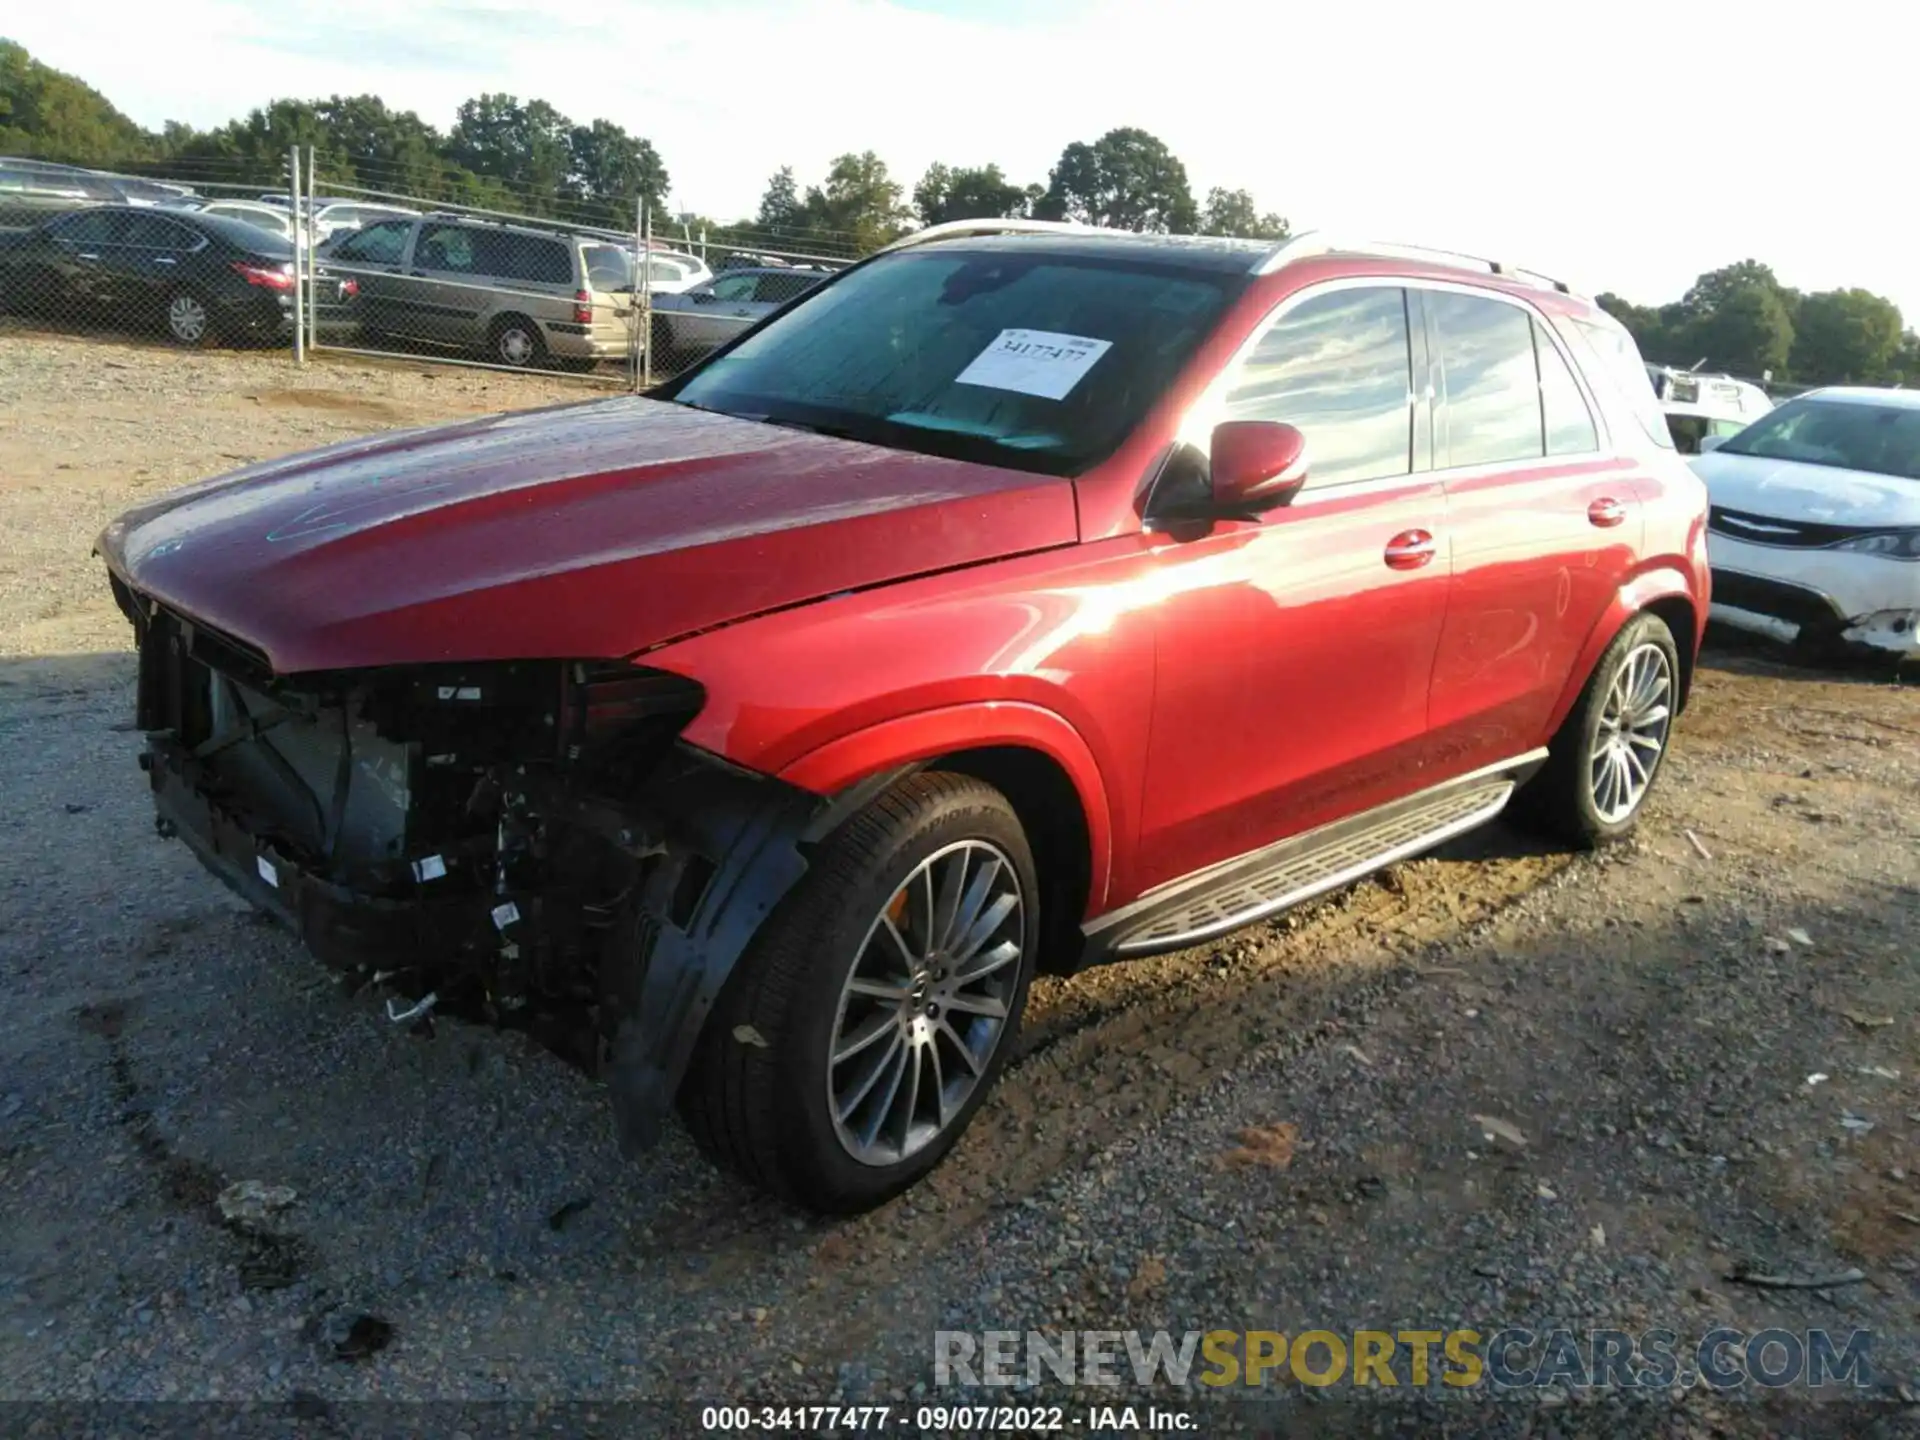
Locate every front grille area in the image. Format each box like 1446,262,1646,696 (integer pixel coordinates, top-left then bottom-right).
1710,506,1872,550
1710,571,1844,629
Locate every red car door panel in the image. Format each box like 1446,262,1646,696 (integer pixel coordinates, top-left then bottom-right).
1133,282,1449,893
1416,287,1640,777
1136,478,1449,892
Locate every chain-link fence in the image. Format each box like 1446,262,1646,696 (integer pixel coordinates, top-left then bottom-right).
0,148,856,385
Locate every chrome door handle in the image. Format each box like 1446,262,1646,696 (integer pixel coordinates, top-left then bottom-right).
1588,497,1627,528
76,252,100,261
1385,529,1437,570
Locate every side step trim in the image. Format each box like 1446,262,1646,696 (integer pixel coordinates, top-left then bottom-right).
1082,750,1547,962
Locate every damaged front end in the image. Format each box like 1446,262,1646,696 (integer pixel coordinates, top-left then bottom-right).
114,579,828,1152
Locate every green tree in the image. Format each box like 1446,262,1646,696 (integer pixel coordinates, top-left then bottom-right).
912,162,1035,225
1680,259,1789,319
755,166,802,235
1789,288,1905,385
446,94,573,214
311,95,445,197
800,151,910,252
566,118,668,230
1034,127,1197,233
1679,283,1795,378
1198,186,1288,240
0,39,152,164
166,98,336,188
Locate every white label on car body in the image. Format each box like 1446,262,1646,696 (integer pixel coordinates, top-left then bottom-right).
256,856,279,888
954,328,1113,401
491,902,520,930
411,854,447,882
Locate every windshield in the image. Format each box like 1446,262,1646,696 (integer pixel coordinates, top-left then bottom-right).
666,249,1240,475
1717,396,1920,480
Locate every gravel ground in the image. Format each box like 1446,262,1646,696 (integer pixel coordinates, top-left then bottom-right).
0,333,1916,1436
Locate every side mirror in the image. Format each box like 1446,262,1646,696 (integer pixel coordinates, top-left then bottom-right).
1698,434,1727,453
692,290,715,304
1210,421,1308,514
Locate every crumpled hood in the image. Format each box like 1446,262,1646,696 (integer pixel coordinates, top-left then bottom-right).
1691,451,1920,527
98,396,1079,673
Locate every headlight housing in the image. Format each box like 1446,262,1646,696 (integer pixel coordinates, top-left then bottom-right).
1832,529,1920,560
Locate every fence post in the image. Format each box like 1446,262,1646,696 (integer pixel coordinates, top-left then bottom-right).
304,144,318,356
640,201,654,391
289,147,305,367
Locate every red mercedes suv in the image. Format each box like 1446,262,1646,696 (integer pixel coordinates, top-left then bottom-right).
97,221,1708,1212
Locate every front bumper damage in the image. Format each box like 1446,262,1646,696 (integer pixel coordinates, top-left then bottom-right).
118,586,847,1153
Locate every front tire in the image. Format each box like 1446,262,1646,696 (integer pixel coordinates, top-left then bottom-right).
165,291,215,347
679,771,1038,1213
1510,612,1681,847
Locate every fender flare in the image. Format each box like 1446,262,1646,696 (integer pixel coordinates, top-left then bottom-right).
1544,566,1701,735
777,700,1116,913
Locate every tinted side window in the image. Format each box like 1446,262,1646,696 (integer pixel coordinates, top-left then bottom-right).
1427,291,1542,467
1535,319,1599,455
752,273,818,305
471,232,570,284
332,220,411,265
1224,286,1412,488
710,274,759,302
416,225,478,272
121,214,199,250
48,209,127,244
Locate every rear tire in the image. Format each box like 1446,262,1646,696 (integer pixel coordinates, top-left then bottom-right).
1509,612,1681,847
487,313,546,368
679,771,1038,1214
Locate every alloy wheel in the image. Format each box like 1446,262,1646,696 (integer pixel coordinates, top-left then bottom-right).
1589,642,1673,823
827,840,1025,1166
168,295,209,344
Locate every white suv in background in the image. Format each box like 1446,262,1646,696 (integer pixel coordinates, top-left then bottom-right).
1692,387,1920,660
1648,364,1772,453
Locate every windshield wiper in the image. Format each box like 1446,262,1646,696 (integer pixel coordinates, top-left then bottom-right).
746,413,866,442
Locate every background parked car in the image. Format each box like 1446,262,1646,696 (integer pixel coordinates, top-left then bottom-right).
0,204,353,346
1647,363,1773,454
1692,387,1920,660
0,159,117,227
164,198,315,248
649,265,828,362
633,247,712,294
319,212,635,368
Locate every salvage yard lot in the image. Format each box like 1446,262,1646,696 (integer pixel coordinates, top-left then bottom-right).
1,332,1917,1423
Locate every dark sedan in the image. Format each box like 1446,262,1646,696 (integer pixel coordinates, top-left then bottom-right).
0,205,352,346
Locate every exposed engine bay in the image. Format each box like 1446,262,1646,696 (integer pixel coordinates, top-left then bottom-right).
111,577,845,1149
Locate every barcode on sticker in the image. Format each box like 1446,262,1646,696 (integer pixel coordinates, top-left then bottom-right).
491,902,520,930
411,855,447,882
256,856,279,888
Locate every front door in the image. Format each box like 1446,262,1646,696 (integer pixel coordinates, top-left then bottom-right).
1135,283,1451,894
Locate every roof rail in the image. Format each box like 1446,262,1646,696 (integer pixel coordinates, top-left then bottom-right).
879,218,1088,253
1254,230,1578,295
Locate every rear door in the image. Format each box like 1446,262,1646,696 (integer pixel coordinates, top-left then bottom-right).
42,208,128,312
114,212,207,312
1419,285,1635,777
327,219,418,336
681,271,761,348
1136,283,1451,892
408,222,490,345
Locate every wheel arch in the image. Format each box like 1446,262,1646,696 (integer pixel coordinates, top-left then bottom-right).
776,702,1113,960
1547,567,1701,735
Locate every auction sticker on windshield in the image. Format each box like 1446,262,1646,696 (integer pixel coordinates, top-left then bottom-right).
955,329,1113,401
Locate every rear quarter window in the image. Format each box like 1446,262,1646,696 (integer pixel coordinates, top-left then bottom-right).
1565,316,1675,450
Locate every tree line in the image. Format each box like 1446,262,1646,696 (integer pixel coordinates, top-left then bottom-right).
4,38,1913,388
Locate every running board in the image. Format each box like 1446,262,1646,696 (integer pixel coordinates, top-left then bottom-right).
1083,751,1546,962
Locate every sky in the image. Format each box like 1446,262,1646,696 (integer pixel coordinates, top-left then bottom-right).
11,0,1916,319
